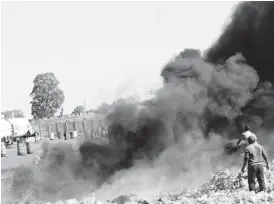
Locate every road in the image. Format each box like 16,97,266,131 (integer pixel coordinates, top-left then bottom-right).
1,138,82,203
1,139,80,178
1,137,107,178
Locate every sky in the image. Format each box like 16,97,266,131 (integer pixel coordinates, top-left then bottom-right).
1,1,237,119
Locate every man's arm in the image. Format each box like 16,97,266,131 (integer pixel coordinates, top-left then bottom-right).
242,147,249,173
237,135,245,146
262,146,270,169
236,138,242,146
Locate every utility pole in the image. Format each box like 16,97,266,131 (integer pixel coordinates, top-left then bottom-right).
84,100,86,112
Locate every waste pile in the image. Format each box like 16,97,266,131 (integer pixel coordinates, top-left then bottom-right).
16,162,274,204
149,166,274,204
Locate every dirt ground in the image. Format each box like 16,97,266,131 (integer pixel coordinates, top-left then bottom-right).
1,138,80,203
1,139,79,177
1,136,108,179
2,142,41,172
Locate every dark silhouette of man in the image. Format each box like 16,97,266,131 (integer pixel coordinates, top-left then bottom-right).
237,126,257,146
241,135,270,192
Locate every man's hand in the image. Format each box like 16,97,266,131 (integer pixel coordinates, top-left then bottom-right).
241,167,245,173
266,164,270,170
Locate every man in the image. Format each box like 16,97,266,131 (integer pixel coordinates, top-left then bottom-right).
241,134,270,192
34,131,39,144
237,126,257,146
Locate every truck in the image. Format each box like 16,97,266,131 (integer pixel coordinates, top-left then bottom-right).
0,118,37,148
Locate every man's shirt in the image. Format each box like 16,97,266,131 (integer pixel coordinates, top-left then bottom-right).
237,131,258,146
244,142,268,166
241,130,257,141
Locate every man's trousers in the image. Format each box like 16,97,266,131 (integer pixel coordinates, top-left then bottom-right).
248,163,266,192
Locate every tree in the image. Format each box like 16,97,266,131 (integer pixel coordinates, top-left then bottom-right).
3,109,25,119
30,72,65,119
72,105,84,115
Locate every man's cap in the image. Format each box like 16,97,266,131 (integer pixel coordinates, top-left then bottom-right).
248,134,257,144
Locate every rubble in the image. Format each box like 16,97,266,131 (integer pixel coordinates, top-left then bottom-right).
82,197,96,204
110,194,149,204
153,165,274,204
8,165,274,204
111,195,132,204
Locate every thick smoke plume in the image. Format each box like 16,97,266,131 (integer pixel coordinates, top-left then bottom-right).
206,2,274,83
206,1,274,132
4,2,274,203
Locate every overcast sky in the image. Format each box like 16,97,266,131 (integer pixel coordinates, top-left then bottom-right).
1,1,237,119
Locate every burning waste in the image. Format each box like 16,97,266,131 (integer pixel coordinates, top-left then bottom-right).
3,1,274,204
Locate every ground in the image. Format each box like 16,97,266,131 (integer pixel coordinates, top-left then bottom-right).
1,139,273,204
2,142,41,172
1,138,82,174
1,139,68,177
1,139,78,203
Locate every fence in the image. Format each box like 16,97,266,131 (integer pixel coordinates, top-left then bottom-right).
31,116,108,140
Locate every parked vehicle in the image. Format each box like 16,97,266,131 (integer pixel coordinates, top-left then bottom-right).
0,118,36,146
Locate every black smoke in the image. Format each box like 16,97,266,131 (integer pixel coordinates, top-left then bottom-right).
206,1,274,133
206,2,274,84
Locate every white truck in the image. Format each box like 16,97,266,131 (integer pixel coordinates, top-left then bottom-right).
0,118,36,147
